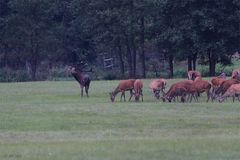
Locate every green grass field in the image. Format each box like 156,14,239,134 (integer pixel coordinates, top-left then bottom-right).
0,79,240,160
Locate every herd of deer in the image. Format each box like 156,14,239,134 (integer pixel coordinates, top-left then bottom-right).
68,65,240,103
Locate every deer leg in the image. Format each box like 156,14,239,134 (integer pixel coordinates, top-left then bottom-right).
210,88,215,102
189,94,193,102
206,90,210,102
80,85,84,97
123,92,126,102
129,90,133,101
193,93,198,102
162,88,166,94
85,85,89,97
154,90,160,99
172,97,176,102
197,92,200,97
196,94,199,102
210,90,215,102
237,94,240,102
174,96,178,102
140,90,143,102
190,93,196,102
186,94,190,102
120,91,124,102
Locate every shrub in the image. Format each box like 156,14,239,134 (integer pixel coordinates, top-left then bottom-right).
173,69,186,78
47,67,71,81
102,72,118,80
0,68,31,82
198,65,209,77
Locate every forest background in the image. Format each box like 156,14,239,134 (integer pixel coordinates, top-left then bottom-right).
0,0,239,82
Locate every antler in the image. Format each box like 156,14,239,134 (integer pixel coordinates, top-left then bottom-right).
77,61,88,68
83,67,93,73
75,61,92,72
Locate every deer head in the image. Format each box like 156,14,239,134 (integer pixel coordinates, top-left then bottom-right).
109,92,115,102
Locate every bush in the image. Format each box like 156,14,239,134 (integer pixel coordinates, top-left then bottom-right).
102,72,118,80
198,62,236,77
173,69,186,78
215,64,235,76
198,65,209,77
47,67,71,81
0,68,31,82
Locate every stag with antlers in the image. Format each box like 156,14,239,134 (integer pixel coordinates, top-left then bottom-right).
68,62,92,97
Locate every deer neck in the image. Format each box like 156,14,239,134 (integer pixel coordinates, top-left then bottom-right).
112,88,120,96
72,72,84,82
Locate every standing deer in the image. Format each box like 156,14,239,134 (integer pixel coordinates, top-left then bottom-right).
149,78,167,99
68,65,91,97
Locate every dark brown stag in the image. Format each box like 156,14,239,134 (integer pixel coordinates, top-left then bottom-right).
68,65,91,97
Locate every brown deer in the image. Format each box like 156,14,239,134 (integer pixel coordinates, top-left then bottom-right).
68,66,91,97
109,79,135,102
215,78,240,97
134,79,143,102
190,77,212,102
210,76,226,100
162,80,194,102
218,83,240,102
149,79,167,99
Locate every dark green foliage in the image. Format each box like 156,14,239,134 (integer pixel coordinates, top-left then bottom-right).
102,72,118,80
0,0,239,81
0,68,31,82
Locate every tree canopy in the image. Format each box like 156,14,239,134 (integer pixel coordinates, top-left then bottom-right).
0,0,239,80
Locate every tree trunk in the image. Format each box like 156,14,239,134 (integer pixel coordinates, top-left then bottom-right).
168,55,174,78
187,55,192,71
1,44,9,68
117,44,125,78
2,52,8,68
30,59,37,80
192,53,197,70
140,16,146,78
208,52,216,76
125,36,133,78
29,32,39,81
130,0,136,78
131,35,137,78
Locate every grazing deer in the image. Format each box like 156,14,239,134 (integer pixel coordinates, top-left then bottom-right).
218,83,240,102
190,77,212,102
210,76,226,100
109,79,135,102
68,65,91,97
134,79,143,102
149,79,167,99
162,80,194,102
215,78,240,97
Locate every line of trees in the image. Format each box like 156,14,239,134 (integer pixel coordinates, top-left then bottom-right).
0,0,239,80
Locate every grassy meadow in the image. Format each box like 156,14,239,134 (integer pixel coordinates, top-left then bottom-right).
0,79,240,160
